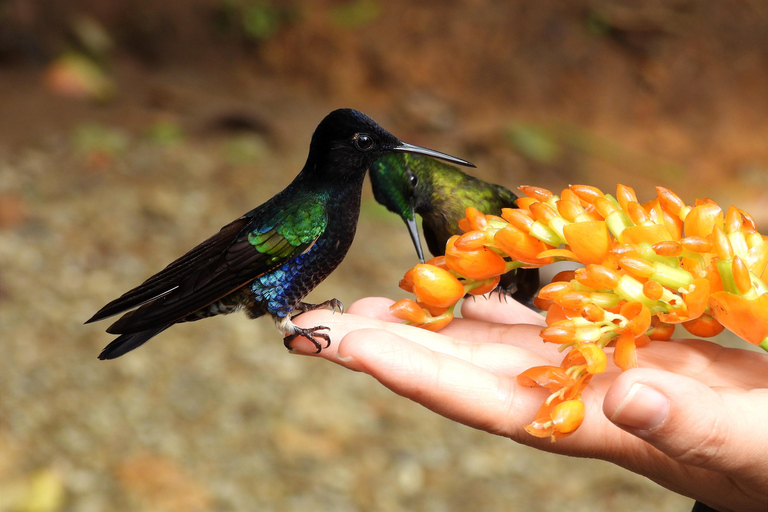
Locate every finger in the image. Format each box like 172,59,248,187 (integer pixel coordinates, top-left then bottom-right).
291,309,551,373
603,368,768,507
461,294,546,326
346,296,400,321
335,328,546,443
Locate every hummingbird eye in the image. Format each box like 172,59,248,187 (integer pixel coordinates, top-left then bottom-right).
354,133,373,151
407,171,418,188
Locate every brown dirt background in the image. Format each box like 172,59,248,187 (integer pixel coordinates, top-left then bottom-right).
1,1,767,511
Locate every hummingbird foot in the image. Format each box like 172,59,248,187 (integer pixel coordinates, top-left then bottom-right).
292,298,344,316
276,315,332,354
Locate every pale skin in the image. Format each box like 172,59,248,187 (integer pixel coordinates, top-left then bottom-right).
292,295,768,512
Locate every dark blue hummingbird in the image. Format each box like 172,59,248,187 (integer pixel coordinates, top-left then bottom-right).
86,109,474,359
369,152,539,307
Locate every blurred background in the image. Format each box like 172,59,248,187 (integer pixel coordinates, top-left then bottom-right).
1,1,767,511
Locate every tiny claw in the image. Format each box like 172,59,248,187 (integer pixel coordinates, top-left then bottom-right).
293,299,344,316
283,325,332,353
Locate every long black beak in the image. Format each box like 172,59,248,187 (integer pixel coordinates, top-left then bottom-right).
405,214,425,264
395,142,475,168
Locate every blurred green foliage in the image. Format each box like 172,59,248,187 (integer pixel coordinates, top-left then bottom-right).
329,0,381,29
214,0,295,42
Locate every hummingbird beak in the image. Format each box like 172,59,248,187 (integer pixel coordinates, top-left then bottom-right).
394,142,475,168
404,214,426,264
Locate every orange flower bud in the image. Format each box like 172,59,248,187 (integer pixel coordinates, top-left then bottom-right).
616,184,638,212
581,303,605,322
464,206,488,230
421,312,454,332
656,186,686,215
642,280,664,301
494,224,552,265
389,299,428,324
501,207,534,232
518,185,553,201
563,221,611,265
570,185,604,205
574,264,620,290
540,323,576,344
411,264,465,308
620,301,652,336
711,225,734,261
684,202,723,238
538,281,572,300
680,236,712,253
557,200,586,222
652,240,683,257
517,366,572,390
529,202,558,224
732,256,752,294
682,278,710,320
626,201,649,225
454,230,488,251
573,343,607,374
620,224,674,245
550,399,586,435
466,275,501,296
515,196,539,210
399,267,416,292
613,332,638,371
560,187,583,205
619,256,655,279
425,255,449,270
594,196,618,218
445,242,507,280
418,300,448,317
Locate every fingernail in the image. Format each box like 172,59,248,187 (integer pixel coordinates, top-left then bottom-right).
609,383,669,431
336,342,356,364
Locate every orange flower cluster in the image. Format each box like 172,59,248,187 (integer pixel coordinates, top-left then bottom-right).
391,184,768,440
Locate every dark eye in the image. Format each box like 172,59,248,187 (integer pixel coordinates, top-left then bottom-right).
354,133,373,150
407,171,418,188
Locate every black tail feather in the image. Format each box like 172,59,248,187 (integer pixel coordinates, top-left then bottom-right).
98,325,170,360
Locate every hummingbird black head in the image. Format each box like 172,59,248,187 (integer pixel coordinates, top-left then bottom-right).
305,108,474,184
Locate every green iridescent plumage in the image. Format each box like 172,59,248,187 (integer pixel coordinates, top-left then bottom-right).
370,152,539,306
87,109,474,359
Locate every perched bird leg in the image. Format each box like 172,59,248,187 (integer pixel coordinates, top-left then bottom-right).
292,298,344,316
281,299,343,352
278,315,331,353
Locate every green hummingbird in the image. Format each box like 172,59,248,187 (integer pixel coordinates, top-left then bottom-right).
370,152,539,306
86,109,474,359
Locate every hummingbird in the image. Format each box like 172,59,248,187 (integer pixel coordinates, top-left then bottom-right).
86,108,474,359
369,152,539,306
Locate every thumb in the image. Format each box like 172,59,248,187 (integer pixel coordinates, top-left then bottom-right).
603,368,768,489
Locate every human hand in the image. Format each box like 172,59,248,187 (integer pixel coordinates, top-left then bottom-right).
292,295,768,512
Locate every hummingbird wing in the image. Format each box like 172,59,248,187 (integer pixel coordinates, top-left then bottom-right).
87,196,328,334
